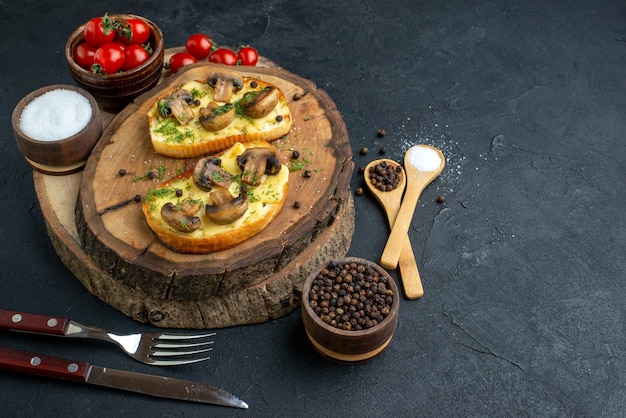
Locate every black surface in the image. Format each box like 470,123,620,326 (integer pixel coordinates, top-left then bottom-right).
1,1,625,416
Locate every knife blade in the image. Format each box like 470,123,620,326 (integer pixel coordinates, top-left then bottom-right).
0,346,248,409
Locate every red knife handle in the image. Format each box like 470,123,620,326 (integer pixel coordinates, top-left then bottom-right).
0,346,90,383
0,308,69,336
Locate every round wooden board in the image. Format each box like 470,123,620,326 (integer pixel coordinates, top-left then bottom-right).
33,51,354,329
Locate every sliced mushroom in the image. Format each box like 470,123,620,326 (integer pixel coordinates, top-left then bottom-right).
243,87,280,119
198,102,235,132
236,147,282,186
206,70,244,102
193,156,234,191
205,187,248,225
160,198,202,233
157,89,195,125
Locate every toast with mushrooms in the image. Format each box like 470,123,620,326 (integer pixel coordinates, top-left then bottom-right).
142,141,289,253
148,69,292,159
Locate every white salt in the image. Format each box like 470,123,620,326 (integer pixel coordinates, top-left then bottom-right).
407,145,442,172
20,89,92,141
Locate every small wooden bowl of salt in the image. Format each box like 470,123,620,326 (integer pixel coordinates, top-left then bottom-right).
12,84,102,175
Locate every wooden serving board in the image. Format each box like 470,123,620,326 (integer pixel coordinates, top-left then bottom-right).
33,51,354,329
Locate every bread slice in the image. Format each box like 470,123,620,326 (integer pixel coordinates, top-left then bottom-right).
142,141,289,253
147,71,292,159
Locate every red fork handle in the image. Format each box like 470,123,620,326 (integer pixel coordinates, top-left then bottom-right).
0,346,90,383
0,308,69,336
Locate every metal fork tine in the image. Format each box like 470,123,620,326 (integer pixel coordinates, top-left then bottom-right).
149,356,213,366
154,332,216,341
146,331,214,365
152,340,214,350
151,347,213,357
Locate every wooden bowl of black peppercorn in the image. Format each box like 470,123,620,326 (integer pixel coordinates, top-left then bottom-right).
301,257,400,363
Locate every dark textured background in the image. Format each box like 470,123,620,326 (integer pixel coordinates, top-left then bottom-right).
1,0,624,416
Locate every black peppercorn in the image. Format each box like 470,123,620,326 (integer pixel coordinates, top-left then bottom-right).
368,161,403,191
307,261,394,331
118,168,127,176
276,115,283,122
147,171,156,180
175,189,183,197
293,201,301,209
292,150,300,159
303,169,312,178
134,194,141,203
437,195,446,203
360,147,369,155
250,81,258,88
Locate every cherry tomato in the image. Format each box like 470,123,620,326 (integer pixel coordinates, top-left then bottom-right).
185,33,213,59
118,18,151,45
237,46,258,66
122,44,151,71
168,52,197,74
83,14,116,46
74,42,98,69
110,41,127,53
92,43,125,74
208,48,238,66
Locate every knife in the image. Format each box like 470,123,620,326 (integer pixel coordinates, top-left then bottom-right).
0,346,248,409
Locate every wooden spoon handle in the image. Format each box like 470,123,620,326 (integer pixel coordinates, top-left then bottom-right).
380,184,421,269
397,236,424,299
383,199,424,299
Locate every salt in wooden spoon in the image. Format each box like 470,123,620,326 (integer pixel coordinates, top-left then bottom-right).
364,159,424,299
380,144,445,270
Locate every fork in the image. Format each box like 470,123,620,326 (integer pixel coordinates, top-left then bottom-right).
0,308,214,366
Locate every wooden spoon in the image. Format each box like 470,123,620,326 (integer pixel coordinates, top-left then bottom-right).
364,159,424,299
380,145,445,270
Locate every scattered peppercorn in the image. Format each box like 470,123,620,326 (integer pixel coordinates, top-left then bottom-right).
377,128,386,137
368,161,403,191
357,165,366,174
303,169,312,178
293,201,301,209
276,115,283,122
193,99,201,106
437,194,446,203
379,146,387,155
175,189,183,197
307,261,394,331
147,171,156,180
360,147,369,155
292,150,300,159
118,168,127,176
356,187,364,195
250,81,258,88
134,194,141,203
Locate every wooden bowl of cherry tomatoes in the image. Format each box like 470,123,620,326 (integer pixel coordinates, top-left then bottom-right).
65,13,164,112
